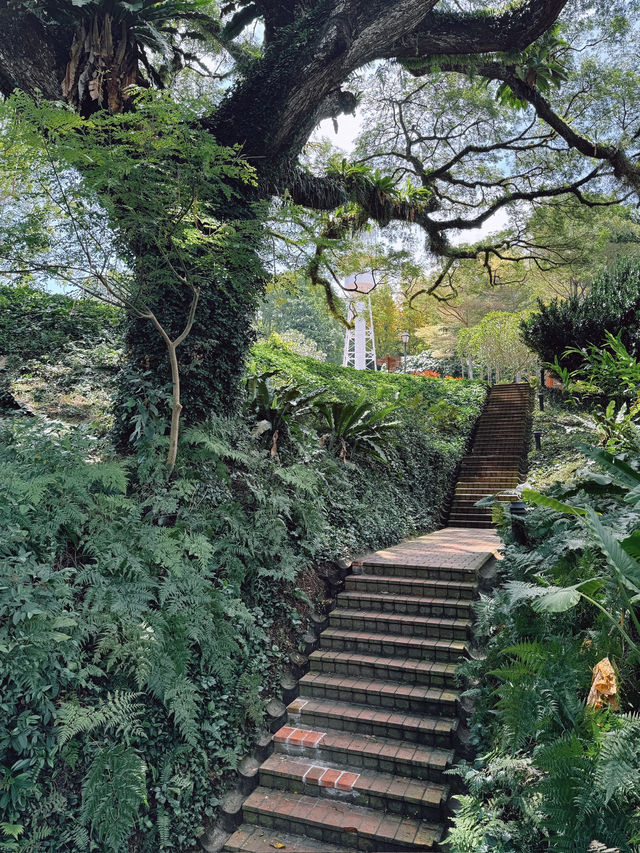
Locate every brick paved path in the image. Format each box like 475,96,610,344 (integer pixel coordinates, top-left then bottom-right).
224,527,500,852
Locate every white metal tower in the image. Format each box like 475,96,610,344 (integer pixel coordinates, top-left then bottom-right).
342,272,377,370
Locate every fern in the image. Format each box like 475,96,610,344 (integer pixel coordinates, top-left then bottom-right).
80,745,147,851
57,692,144,747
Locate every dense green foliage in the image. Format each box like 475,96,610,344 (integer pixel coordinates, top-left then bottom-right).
0,284,121,368
249,342,486,548
1,93,264,448
257,276,344,364
458,311,537,382
521,259,640,373
0,329,484,850
449,347,640,853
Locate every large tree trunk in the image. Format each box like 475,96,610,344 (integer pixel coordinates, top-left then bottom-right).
111,204,266,448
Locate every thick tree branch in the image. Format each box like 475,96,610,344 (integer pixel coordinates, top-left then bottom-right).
385,0,569,60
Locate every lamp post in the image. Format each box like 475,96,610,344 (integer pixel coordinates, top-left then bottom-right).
401,331,409,373
509,500,528,546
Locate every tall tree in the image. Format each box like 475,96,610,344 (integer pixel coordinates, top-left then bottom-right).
0,0,626,438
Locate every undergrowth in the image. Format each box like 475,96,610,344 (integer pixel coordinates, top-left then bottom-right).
0,336,485,850
450,451,640,851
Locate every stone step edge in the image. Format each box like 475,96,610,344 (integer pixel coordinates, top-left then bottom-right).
288,697,459,745
320,627,468,658
345,575,477,594
336,591,473,615
309,649,458,682
272,725,455,777
329,608,472,638
337,590,473,605
298,673,460,709
242,787,443,850
224,823,347,853
258,752,449,815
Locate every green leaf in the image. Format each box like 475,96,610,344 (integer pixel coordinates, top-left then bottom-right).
1,824,24,840
585,508,640,593
578,444,640,490
531,578,604,613
621,530,640,560
521,488,586,516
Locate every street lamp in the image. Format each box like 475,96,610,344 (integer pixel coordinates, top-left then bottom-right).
401,331,410,373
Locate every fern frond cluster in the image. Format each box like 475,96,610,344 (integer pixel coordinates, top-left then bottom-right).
449,447,640,852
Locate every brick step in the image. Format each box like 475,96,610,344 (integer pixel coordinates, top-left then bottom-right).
474,435,527,440
461,451,524,459
354,560,481,583
449,502,497,512
455,475,521,483
486,396,532,401
225,823,348,852
451,492,517,501
473,423,527,430
459,460,525,468
447,516,492,526
454,479,519,488
459,460,525,472
474,424,528,430
320,628,468,662
297,672,459,715
452,489,518,496
452,492,516,500
457,475,524,483
478,416,528,421
459,462,524,471
242,788,443,850
472,441,526,450
475,413,529,420
287,698,458,747
309,649,459,688
336,591,473,619
454,488,518,495
449,502,507,513
259,753,448,822
472,437,527,444
457,469,526,478
482,399,531,405
328,608,472,640
273,726,454,782
482,400,531,405
345,574,476,600
447,520,494,529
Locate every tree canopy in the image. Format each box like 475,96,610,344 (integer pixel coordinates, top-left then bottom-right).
1,0,640,429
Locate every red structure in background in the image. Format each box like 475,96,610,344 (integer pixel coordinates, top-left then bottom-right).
377,354,402,373
544,370,562,388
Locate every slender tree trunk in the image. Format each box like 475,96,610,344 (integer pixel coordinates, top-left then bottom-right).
145,285,200,473
166,340,182,474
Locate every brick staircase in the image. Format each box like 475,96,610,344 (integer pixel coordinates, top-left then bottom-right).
223,529,499,853
447,383,533,529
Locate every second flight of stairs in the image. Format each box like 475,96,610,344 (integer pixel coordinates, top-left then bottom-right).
447,383,533,529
